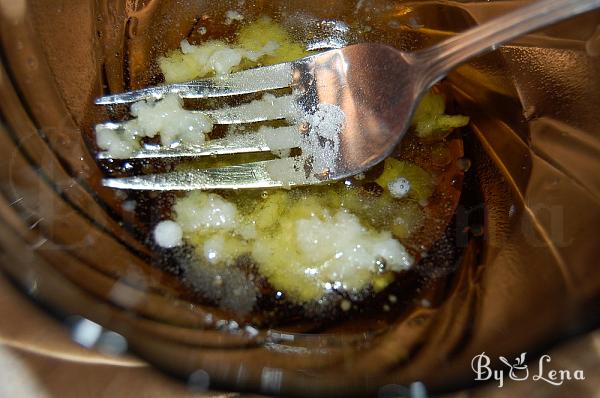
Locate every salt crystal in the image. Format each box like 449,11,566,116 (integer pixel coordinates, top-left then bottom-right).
300,103,346,178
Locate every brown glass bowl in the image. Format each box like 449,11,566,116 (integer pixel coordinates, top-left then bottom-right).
0,0,599,396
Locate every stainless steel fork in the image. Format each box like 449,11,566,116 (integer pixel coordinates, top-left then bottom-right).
95,0,600,190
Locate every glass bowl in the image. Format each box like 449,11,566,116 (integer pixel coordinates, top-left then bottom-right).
0,0,598,396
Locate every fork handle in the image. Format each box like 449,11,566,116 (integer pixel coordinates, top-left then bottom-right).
414,0,600,87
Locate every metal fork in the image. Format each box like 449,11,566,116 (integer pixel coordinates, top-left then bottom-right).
95,0,600,190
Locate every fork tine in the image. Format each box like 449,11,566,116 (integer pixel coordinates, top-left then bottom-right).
95,95,297,128
97,126,301,160
95,62,295,105
102,158,320,190
206,95,297,124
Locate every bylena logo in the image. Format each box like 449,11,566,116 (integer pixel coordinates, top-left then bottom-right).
471,352,585,388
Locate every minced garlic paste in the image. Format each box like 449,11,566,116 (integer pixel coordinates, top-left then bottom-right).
159,17,308,83
173,189,413,302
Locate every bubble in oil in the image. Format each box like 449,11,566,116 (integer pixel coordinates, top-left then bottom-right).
188,369,210,392
407,16,424,30
388,20,401,29
430,143,451,167
456,158,472,172
340,299,351,311
212,274,223,287
122,200,136,212
127,17,139,39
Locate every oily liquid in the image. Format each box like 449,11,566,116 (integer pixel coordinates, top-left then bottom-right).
90,7,483,331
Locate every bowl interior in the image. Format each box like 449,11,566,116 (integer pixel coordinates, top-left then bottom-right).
0,0,598,396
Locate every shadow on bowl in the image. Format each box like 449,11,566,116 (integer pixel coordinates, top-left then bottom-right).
0,0,598,396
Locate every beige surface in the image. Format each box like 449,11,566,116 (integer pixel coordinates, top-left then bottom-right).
1,272,598,398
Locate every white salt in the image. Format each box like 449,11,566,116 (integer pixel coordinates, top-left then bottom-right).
302,103,346,177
